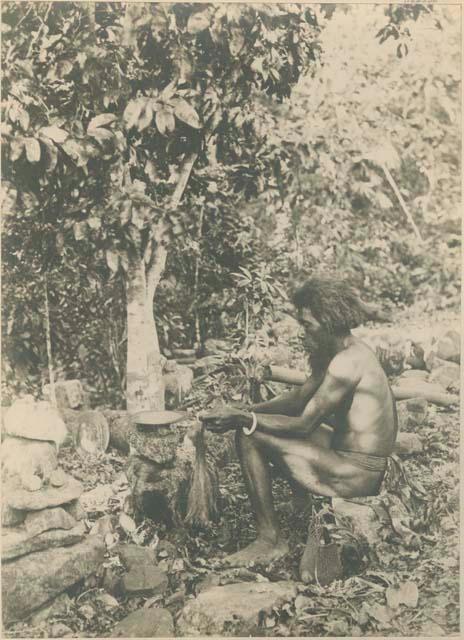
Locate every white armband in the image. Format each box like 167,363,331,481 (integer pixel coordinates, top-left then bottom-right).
242,412,258,436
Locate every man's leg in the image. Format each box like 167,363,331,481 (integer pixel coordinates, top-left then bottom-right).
221,430,289,567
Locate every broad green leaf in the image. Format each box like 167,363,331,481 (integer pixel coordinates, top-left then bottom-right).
251,57,265,74
137,102,154,131
123,99,143,129
170,98,201,129
40,125,69,144
55,59,73,78
229,27,245,56
106,250,120,273
24,138,41,163
155,109,175,135
62,139,88,167
88,114,117,131
187,10,211,34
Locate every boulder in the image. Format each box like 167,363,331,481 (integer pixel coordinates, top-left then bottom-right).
116,544,157,571
332,498,382,544
178,581,297,636
429,363,460,392
25,506,77,536
2,437,58,485
398,369,429,382
3,398,67,447
436,330,460,363
2,521,85,561
121,564,168,597
394,432,424,455
4,475,83,511
2,535,105,625
110,607,174,638
29,593,72,625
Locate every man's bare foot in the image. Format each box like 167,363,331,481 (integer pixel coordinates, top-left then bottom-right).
222,538,289,568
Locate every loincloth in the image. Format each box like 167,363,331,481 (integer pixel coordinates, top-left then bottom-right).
336,449,388,473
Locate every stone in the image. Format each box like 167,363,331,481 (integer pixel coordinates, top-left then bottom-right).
111,608,174,638
116,543,157,571
25,506,77,536
2,535,105,625
50,468,67,487
394,432,424,455
122,564,168,597
29,593,71,625
429,363,460,392
49,622,73,637
2,437,58,485
332,498,382,545
178,581,298,636
80,484,114,513
2,502,26,527
436,330,460,363
64,498,86,521
4,475,83,511
90,514,114,537
3,398,67,447
2,521,85,561
425,351,454,373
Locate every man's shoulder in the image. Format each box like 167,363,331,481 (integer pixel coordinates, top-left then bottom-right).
327,345,363,385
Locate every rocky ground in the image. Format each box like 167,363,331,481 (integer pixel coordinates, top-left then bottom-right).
3,311,460,638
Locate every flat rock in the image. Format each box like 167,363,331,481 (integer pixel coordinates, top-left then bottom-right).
29,593,72,625
2,535,105,625
3,399,67,446
110,608,174,638
2,521,85,561
394,432,424,455
122,564,168,597
2,437,58,485
4,475,83,511
25,506,77,536
178,581,297,636
116,543,156,571
332,498,382,544
436,330,460,363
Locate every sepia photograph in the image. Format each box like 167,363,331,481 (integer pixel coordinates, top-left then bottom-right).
1,1,461,637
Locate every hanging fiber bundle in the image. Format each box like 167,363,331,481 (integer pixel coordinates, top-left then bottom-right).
185,422,220,527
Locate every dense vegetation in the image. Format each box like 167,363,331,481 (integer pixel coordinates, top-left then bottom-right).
1,3,460,408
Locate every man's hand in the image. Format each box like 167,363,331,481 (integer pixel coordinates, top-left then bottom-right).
199,406,253,433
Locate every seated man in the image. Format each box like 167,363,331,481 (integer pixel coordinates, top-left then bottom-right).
200,275,397,582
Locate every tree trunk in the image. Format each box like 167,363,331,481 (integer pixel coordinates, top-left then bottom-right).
126,258,165,413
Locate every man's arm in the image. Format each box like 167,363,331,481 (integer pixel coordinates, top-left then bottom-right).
252,354,361,438
251,373,324,417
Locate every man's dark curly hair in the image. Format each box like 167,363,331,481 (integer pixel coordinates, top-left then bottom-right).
292,274,367,335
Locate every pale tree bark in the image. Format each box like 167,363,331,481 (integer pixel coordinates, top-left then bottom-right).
126,257,165,413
